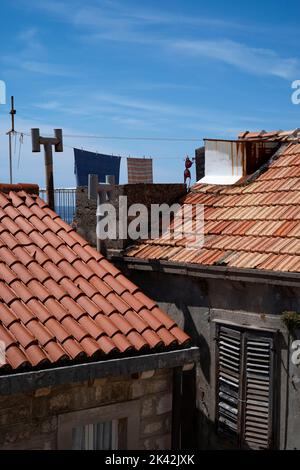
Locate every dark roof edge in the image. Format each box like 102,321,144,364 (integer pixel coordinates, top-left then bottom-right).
120,256,300,288
0,183,39,194
0,347,199,396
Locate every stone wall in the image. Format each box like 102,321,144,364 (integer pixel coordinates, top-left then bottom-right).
74,184,187,252
0,368,173,450
74,187,97,247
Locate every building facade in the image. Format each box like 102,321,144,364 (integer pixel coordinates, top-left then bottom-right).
120,130,300,450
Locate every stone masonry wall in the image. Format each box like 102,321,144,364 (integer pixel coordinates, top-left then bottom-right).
0,368,173,450
74,184,187,252
74,187,97,247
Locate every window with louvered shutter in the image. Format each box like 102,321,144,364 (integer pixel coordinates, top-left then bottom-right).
216,325,276,450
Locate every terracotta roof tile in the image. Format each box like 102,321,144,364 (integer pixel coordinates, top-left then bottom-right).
9,322,37,349
125,310,149,334
141,330,163,349
103,274,127,296
45,317,72,343
106,293,131,314
127,331,148,351
59,278,82,300
74,277,98,298
44,342,68,363
157,328,177,347
138,308,163,331
0,304,19,328
134,292,157,311
85,294,114,316
89,275,113,297
127,140,300,274
169,326,191,346
96,335,117,355
151,307,176,329
109,313,134,335
57,245,78,264
121,292,145,312
0,190,190,373
61,316,89,343
44,298,69,322
9,300,35,324
6,345,29,369
59,338,85,360
80,337,102,358
26,320,54,347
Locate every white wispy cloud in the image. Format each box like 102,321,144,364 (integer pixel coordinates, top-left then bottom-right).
38,87,276,132
172,39,300,80
21,60,73,77
24,0,244,30
17,0,300,81
34,100,62,110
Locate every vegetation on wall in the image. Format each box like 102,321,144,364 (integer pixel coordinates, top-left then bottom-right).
281,311,300,335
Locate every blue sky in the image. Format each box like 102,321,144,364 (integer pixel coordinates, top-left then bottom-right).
0,0,300,187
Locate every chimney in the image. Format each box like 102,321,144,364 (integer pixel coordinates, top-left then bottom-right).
195,147,205,182
198,138,280,185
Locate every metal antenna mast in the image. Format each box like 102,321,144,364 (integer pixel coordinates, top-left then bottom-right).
7,96,16,184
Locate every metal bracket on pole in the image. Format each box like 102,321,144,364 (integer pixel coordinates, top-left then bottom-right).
31,128,63,210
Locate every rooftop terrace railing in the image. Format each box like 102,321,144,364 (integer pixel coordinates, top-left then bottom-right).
39,188,76,225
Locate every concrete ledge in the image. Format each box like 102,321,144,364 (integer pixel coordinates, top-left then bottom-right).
0,347,200,396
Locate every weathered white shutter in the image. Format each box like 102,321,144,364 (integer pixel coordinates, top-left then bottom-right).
243,333,274,450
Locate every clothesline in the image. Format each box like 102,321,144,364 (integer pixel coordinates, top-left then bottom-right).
1,132,190,160
0,130,201,142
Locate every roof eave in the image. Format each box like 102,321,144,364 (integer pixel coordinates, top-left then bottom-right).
0,347,199,396
120,256,300,288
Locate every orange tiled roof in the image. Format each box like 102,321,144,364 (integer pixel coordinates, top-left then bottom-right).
127,141,300,273
0,187,190,373
238,129,300,142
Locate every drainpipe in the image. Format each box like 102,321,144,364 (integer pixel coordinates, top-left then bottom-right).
171,366,183,450
284,333,291,450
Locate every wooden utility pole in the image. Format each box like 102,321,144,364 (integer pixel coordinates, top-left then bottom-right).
31,128,63,210
6,96,16,184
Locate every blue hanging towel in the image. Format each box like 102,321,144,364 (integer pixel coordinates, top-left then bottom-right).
74,148,121,186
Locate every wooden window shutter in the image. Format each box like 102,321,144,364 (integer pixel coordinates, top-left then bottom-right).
216,325,243,445
242,332,274,450
216,325,275,450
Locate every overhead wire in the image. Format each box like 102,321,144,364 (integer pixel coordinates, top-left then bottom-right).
63,134,201,142
17,133,24,169
11,130,201,143
10,131,195,160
